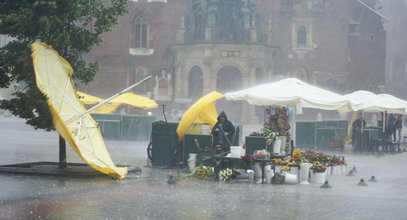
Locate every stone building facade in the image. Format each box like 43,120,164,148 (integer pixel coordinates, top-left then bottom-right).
83,0,386,123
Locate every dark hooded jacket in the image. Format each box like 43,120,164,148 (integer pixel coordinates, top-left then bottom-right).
211,111,235,148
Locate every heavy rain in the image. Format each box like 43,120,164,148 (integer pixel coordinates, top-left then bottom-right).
1,0,407,219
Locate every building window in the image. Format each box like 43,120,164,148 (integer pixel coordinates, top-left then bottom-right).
188,66,203,100
297,25,307,46
134,17,148,48
392,60,405,81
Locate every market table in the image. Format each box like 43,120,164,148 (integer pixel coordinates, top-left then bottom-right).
212,154,285,183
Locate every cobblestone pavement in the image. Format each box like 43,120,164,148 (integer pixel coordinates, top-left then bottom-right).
1,116,407,220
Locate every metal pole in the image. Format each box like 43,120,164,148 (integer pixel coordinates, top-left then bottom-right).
85,76,152,114
59,135,67,169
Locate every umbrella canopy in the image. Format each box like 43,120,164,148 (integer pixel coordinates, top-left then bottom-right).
225,78,358,111
378,94,407,114
77,91,103,105
343,91,405,113
31,42,127,179
77,92,158,114
176,91,223,141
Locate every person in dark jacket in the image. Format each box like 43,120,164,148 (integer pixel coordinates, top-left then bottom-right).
211,111,235,153
352,113,365,152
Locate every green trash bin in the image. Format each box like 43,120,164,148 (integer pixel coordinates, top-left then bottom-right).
91,113,122,140
151,121,179,167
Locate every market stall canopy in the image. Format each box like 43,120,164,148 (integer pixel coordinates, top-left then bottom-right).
342,91,405,113
176,91,223,141
225,78,358,111
31,42,127,179
378,94,407,114
77,91,158,114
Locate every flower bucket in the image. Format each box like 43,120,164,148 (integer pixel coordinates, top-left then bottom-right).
340,164,346,174
326,166,331,176
331,165,340,175
231,146,243,158
313,172,326,184
279,136,287,155
188,154,197,172
265,169,274,183
310,169,315,182
289,166,299,183
251,162,262,180
273,139,282,154
299,163,311,184
284,173,297,184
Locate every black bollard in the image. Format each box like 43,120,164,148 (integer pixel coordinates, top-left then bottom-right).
352,166,358,173
320,180,332,188
368,176,378,183
347,170,355,176
357,178,368,186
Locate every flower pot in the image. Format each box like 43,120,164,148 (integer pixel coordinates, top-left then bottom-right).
289,166,299,183
310,168,315,182
251,162,262,180
313,172,326,184
331,165,340,175
340,164,346,174
284,173,297,184
299,163,311,184
326,166,331,176
188,154,197,173
272,139,282,154
279,136,287,155
265,169,274,183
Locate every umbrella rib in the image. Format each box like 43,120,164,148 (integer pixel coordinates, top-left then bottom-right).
59,78,71,113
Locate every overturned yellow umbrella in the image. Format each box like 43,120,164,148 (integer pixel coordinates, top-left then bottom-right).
176,91,224,141
31,42,127,179
77,91,158,114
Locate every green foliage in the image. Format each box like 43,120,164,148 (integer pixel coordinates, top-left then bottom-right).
0,0,127,130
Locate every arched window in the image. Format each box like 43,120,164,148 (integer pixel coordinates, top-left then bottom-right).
255,68,263,85
188,66,203,100
297,67,308,82
134,16,148,48
297,25,307,46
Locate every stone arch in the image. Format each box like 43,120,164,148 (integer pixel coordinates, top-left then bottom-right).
216,65,243,123
216,65,243,93
188,65,204,100
296,66,309,82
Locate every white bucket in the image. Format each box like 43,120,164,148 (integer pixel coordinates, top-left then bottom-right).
285,173,298,184
201,125,211,135
230,146,243,158
273,139,282,154
313,172,326,184
189,153,197,161
188,153,197,173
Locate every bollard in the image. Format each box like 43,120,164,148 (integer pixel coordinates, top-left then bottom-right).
368,176,378,182
320,180,332,188
357,178,368,186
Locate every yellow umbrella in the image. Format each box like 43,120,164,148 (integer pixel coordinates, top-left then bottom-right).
31,42,127,179
77,91,103,105
110,92,158,109
176,91,224,141
77,92,158,114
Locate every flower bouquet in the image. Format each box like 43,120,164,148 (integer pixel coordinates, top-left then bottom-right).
310,161,326,173
219,168,238,182
187,165,215,180
241,154,255,166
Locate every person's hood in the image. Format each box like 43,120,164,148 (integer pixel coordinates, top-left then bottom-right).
217,111,228,122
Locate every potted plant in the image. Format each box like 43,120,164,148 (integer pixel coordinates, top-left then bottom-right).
187,165,215,180
310,161,326,184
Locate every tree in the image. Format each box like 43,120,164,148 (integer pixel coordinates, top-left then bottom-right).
0,0,127,131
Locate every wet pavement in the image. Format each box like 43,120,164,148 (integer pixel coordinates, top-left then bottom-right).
1,116,407,219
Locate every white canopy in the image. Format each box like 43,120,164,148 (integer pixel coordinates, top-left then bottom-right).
342,91,405,113
378,94,407,114
225,78,358,111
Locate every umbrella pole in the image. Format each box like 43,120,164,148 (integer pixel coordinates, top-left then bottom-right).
59,135,67,169
85,76,152,114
